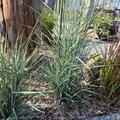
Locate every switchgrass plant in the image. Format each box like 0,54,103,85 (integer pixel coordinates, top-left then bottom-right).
41,0,99,108
0,40,41,119
99,42,120,104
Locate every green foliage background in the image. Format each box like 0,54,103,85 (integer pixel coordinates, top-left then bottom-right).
41,9,55,45
92,11,113,37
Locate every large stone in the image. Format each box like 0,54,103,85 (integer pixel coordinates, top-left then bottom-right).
84,29,99,41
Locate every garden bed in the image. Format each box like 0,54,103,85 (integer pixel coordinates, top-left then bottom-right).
23,79,120,120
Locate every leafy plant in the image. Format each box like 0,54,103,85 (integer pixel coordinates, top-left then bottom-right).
92,11,112,38
41,9,55,45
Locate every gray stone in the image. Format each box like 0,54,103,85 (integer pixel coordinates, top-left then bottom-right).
86,113,120,120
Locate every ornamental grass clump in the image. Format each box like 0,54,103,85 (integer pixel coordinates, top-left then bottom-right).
0,42,40,119
41,0,96,108
99,42,120,104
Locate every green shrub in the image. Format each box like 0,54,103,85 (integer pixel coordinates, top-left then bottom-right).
92,11,112,38
41,9,55,45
